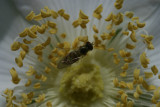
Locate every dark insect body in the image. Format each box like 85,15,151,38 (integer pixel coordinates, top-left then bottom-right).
57,42,93,69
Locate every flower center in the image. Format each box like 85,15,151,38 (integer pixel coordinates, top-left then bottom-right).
59,59,104,105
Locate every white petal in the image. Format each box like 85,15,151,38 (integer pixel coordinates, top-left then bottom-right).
0,16,30,91
13,0,114,17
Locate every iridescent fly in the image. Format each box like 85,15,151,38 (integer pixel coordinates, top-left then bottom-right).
57,42,93,69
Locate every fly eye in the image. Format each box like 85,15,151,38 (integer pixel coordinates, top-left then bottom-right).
80,47,88,55
86,42,93,50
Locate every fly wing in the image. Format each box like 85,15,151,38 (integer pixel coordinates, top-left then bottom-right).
57,51,81,69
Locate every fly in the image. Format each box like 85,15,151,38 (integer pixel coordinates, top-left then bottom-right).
57,42,93,69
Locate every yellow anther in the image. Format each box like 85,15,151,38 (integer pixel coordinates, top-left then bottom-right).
119,81,127,88
42,37,51,47
93,4,103,20
35,94,45,103
35,74,42,80
25,79,32,87
62,13,70,20
120,71,126,77
125,11,134,19
116,102,121,107
38,55,43,61
138,76,143,84
58,9,65,16
127,82,133,90
28,29,37,38
15,56,23,67
33,44,43,55
140,52,149,68
114,0,124,9
93,34,101,46
9,68,21,84
134,68,140,80
128,22,133,31
78,36,88,42
51,57,59,63
72,20,80,28
131,17,139,21
46,101,52,107
26,66,36,76
122,31,129,36
23,39,32,44
51,10,58,19
11,41,21,51
37,24,46,34
121,93,127,104
72,37,80,50
127,101,133,107
26,11,35,21
130,31,137,42
136,85,143,95
34,83,41,89
133,25,138,30
41,9,51,18
153,89,160,100
113,78,119,87
47,21,56,28
60,33,66,38
144,72,153,79
134,92,139,99
94,4,103,14
20,50,26,60
34,13,43,21
113,53,120,64
148,43,154,50
19,28,28,37
21,93,32,104
50,62,57,68
49,28,57,34
151,65,158,75
137,21,145,28
93,25,99,33
121,63,128,71
126,43,135,49
101,33,111,40
57,43,64,49
106,23,113,30
93,13,102,20
118,90,124,95
142,80,156,91
80,19,90,28
109,29,115,36
41,75,47,82
124,57,133,63
51,48,58,54
63,42,71,50
79,10,88,19
44,66,51,74
148,85,156,91
114,13,123,25
105,12,113,21
57,50,66,57
30,25,37,34
142,80,149,91
119,50,131,57
107,48,114,52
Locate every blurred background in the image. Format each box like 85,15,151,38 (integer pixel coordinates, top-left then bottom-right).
0,0,19,41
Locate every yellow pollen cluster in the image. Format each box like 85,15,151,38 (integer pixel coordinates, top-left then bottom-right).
72,10,89,28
